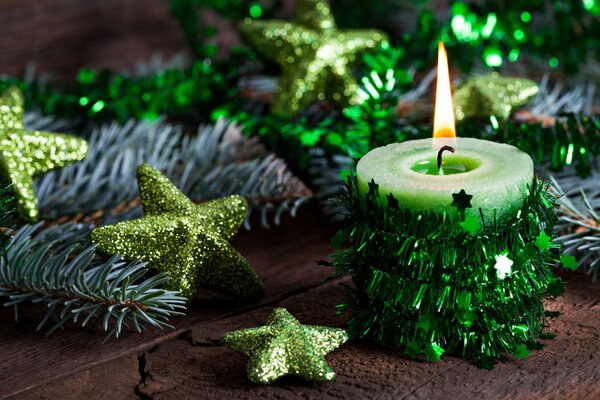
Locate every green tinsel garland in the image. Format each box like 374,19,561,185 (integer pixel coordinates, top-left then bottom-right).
0,52,251,126
331,174,566,368
225,105,600,177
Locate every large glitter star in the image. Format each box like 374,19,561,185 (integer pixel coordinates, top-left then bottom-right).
0,87,88,222
454,73,539,121
239,0,387,116
223,308,348,384
91,164,264,300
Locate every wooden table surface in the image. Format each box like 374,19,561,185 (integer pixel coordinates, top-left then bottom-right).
0,203,598,400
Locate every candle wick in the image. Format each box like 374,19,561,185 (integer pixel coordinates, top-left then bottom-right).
437,145,456,172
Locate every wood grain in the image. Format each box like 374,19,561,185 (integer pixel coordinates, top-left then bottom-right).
0,204,334,399
132,274,600,400
0,0,186,80
9,354,140,400
2,204,599,399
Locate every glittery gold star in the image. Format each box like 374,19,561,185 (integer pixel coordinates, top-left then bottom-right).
0,87,88,222
223,308,348,384
454,73,539,121
239,0,387,116
91,164,264,300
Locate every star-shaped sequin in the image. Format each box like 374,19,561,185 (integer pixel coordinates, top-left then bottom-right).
560,254,578,270
535,230,552,251
454,73,539,121
494,253,513,279
451,189,473,209
92,164,264,300
386,193,399,209
223,308,348,384
367,179,379,196
460,214,480,235
239,0,387,116
0,87,88,221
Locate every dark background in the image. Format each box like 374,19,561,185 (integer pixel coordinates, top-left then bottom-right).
0,0,186,79
0,0,442,80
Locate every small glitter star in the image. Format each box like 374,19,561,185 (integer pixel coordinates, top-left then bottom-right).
239,0,387,116
494,253,513,279
0,87,88,221
92,164,264,300
451,189,473,209
223,308,348,384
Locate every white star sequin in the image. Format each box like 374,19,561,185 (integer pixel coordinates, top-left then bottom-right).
494,253,514,279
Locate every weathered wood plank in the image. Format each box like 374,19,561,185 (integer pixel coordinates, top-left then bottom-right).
0,204,335,399
5,208,600,399
0,0,186,79
9,354,140,400
133,273,599,400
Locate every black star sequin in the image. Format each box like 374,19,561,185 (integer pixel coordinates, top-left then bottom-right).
451,189,473,209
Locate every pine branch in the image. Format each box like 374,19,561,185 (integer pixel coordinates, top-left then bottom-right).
308,147,352,220
32,118,311,228
527,76,598,117
552,172,600,281
0,184,14,249
0,223,186,339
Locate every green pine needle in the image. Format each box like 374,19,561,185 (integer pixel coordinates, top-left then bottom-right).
0,223,186,339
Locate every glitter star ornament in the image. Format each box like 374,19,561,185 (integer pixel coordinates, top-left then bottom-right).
223,308,348,384
454,73,539,121
239,0,387,116
0,87,88,222
92,164,264,300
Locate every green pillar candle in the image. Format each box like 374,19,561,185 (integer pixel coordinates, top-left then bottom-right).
356,138,534,221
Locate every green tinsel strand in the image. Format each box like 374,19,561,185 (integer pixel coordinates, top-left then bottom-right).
168,0,282,58
0,56,244,125
331,174,565,368
227,105,599,177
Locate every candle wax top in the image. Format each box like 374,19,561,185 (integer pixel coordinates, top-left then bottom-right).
356,138,534,221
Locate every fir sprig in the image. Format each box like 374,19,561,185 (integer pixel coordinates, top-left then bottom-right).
552,175,600,281
0,223,186,339
30,117,311,228
0,184,14,249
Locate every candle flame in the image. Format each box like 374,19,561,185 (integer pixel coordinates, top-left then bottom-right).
433,42,456,141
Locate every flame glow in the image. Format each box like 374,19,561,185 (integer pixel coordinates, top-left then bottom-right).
433,42,456,140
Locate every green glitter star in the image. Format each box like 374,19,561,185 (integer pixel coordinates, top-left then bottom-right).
451,189,473,209
454,73,539,121
92,164,264,300
239,0,387,116
223,307,348,384
0,87,88,222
